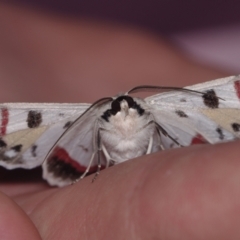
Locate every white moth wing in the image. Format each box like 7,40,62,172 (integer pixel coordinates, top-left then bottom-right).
1,75,240,187
145,75,240,148
0,103,90,169
42,102,110,187
1,103,90,133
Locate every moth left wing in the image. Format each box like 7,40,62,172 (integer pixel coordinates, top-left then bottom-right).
42,101,111,186
145,75,240,148
0,103,90,169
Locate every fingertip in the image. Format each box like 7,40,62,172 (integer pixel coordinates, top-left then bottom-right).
28,141,240,239
0,192,41,240
137,141,240,239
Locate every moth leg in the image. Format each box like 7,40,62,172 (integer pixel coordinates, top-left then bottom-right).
92,127,103,182
154,122,183,147
74,123,101,183
155,129,165,150
72,151,97,184
84,152,98,179
159,136,165,150
146,136,153,154
92,128,119,181
141,119,167,150
144,118,183,148
140,120,164,152
102,144,113,168
142,119,173,150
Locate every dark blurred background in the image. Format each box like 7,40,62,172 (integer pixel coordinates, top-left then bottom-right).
5,0,240,34
4,0,240,72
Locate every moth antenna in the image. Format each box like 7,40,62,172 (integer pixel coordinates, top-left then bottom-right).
127,85,225,100
127,85,203,95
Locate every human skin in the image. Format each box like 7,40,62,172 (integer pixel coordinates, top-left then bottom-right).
1,2,240,240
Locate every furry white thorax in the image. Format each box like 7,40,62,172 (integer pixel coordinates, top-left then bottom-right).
99,99,155,163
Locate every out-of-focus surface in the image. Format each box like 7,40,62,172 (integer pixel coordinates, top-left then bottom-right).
0,2,226,104
3,0,240,73
171,25,240,72
4,0,240,33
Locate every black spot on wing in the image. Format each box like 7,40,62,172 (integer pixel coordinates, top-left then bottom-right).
175,110,188,118
132,102,145,116
216,127,224,140
63,121,73,129
11,144,22,152
0,144,23,162
27,111,42,128
202,89,219,109
0,139,7,149
79,145,89,152
47,157,81,181
31,145,37,157
101,109,112,122
232,123,240,132
180,98,187,102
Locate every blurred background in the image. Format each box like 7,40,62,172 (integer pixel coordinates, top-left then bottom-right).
3,0,240,72
1,0,240,104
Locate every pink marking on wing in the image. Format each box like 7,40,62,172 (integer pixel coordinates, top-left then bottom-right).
234,81,240,99
1,108,9,136
191,134,208,145
51,146,99,173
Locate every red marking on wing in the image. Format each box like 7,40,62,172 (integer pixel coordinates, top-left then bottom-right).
191,134,208,145
50,146,99,173
1,108,9,136
234,81,240,99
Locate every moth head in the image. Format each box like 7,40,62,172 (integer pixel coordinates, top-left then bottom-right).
101,95,145,122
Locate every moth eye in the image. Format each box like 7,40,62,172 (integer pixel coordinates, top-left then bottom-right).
111,100,121,114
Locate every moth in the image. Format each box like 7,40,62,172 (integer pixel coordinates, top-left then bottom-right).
0,75,240,187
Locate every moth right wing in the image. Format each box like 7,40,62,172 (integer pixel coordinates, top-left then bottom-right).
145,75,240,149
